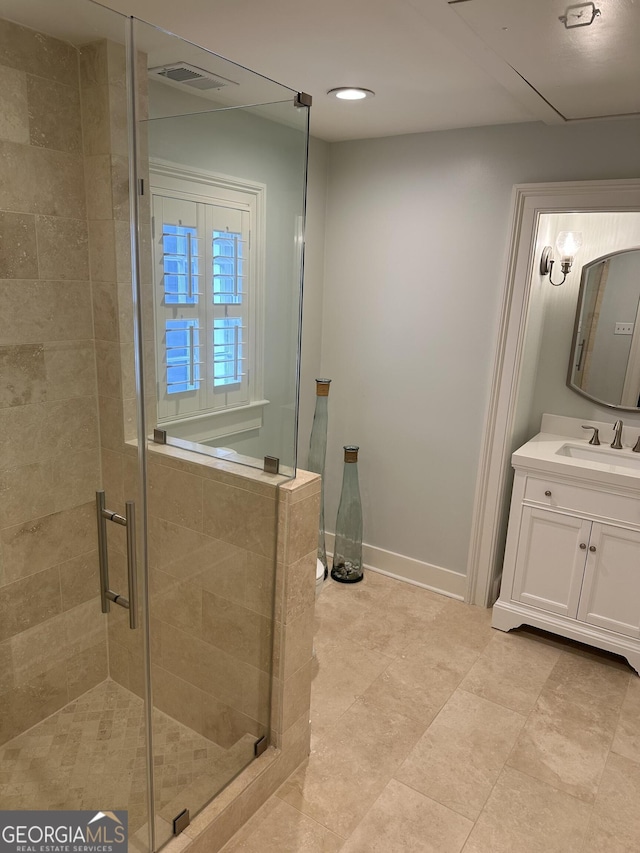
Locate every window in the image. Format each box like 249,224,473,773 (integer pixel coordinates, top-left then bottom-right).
213,230,243,306
162,224,200,305
213,229,245,387
150,163,266,439
166,319,200,394
214,316,243,386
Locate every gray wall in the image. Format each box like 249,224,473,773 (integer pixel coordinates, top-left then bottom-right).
320,118,640,579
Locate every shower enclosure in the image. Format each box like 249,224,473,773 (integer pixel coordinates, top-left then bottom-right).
0,1,312,850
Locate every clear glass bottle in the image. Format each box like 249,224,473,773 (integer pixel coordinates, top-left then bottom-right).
307,379,331,578
331,445,363,584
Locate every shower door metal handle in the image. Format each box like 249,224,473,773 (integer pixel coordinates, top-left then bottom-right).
96,491,138,629
96,491,111,615
125,500,138,629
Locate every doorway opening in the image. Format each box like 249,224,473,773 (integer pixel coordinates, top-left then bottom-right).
466,179,640,608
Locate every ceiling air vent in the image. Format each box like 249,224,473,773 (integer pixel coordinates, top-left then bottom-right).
149,62,238,91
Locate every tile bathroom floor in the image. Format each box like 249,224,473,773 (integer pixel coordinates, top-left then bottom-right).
0,679,254,838
221,570,640,853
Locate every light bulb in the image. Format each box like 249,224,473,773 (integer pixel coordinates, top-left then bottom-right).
555,231,583,261
336,89,366,100
327,87,375,100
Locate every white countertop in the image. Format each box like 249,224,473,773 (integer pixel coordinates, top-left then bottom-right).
513,431,640,491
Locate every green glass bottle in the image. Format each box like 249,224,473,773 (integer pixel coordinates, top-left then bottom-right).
307,379,331,578
331,445,363,584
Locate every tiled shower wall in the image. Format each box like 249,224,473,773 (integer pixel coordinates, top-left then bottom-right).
79,36,145,697
0,19,106,746
77,36,160,699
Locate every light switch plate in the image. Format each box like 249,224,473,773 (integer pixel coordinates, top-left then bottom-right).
615,322,634,335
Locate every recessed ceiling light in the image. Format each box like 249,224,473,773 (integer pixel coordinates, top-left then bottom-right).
327,87,375,100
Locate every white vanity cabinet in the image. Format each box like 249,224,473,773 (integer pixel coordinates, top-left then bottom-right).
578,523,640,637
493,463,640,675
512,505,589,620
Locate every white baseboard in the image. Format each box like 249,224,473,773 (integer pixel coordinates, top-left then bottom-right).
324,533,466,601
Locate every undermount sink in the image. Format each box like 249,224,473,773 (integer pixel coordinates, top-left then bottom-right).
556,443,640,470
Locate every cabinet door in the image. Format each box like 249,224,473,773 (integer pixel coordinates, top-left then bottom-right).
577,523,640,638
512,507,589,618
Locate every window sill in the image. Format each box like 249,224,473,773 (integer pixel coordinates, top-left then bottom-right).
157,399,269,443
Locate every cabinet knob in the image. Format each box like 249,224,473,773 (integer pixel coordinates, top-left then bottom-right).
589,545,596,552
579,543,587,550
544,490,552,497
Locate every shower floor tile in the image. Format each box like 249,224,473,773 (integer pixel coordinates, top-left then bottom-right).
0,679,254,835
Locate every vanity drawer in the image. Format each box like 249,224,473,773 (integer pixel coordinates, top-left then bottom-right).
523,476,640,526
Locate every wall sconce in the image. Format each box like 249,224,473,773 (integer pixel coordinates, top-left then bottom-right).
540,231,583,286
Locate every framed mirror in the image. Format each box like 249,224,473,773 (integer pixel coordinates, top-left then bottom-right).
568,247,640,410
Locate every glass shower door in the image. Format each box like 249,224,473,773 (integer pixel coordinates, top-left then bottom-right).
0,1,152,850
131,17,310,848
0,1,309,848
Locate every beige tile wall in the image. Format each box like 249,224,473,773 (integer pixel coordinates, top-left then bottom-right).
80,38,136,458
130,448,320,760
149,451,321,853
0,18,106,746
78,38,156,699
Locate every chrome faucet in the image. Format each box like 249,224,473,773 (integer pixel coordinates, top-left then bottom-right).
611,419,624,449
581,425,600,445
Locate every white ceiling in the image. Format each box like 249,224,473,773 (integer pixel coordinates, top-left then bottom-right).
455,0,640,121
3,0,639,141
